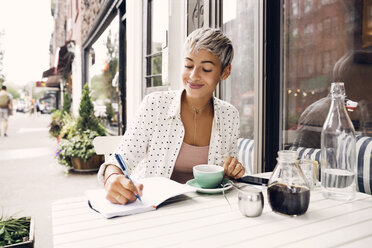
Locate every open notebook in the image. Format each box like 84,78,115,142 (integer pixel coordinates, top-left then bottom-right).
85,177,196,218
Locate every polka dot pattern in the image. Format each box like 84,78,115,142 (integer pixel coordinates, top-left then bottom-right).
98,89,240,182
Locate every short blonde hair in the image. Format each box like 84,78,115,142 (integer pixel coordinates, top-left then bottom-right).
184,27,234,73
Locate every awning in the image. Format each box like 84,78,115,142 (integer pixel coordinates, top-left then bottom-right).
42,67,57,78
41,41,75,81
45,75,61,88
41,67,59,88
56,41,75,78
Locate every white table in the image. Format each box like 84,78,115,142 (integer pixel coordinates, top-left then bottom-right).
52,185,372,248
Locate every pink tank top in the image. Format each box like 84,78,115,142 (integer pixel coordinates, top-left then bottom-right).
170,142,209,184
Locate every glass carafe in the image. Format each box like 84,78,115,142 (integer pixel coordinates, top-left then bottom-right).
268,150,310,216
321,82,356,201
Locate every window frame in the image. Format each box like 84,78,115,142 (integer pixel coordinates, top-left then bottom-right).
143,0,169,96
263,0,283,172
216,0,266,173
82,0,127,135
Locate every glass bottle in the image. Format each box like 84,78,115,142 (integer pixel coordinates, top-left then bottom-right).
268,150,310,216
321,82,356,201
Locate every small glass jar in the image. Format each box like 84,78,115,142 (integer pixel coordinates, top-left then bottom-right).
268,150,310,216
299,158,319,190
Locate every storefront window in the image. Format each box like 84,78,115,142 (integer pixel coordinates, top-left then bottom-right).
222,0,259,139
89,16,119,135
283,0,372,149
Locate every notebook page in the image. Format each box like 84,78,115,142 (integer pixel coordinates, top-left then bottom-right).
138,177,195,207
85,189,155,218
86,177,195,218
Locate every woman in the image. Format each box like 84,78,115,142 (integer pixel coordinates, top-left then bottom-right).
99,27,245,205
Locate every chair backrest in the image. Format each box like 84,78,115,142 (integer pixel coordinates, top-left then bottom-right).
356,135,372,194
237,138,255,175
289,147,321,165
93,136,122,160
290,135,372,195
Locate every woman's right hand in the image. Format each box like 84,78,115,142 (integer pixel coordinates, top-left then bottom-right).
104,166,144,205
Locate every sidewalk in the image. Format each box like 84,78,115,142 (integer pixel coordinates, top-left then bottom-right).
0,113,101,248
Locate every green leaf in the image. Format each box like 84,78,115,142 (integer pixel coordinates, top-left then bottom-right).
0,224,5,236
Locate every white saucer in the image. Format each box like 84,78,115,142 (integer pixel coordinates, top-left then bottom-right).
186,178,233,194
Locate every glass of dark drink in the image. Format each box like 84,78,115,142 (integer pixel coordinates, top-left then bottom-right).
268,150,310,216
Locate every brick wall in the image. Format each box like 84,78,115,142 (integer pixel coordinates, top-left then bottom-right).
81,0,106,42
54,0,68,48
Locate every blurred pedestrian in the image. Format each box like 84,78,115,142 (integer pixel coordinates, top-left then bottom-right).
0,85,13,137
36,100,41,115
29,99,35,116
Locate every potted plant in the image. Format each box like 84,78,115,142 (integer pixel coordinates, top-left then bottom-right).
57,129,104,171
58,114,78,140
57,84,106,171
0,214,34,248
49,92,72,142
48,109,64,142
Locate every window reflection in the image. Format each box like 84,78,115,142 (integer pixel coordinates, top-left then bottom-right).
283,0,372,149
222,0,258,139
304,0,312,14
150,0,167,53
292,1,298,16
89,16,119,135
146,0,168,88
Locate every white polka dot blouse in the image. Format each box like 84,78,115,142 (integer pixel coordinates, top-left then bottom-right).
97,89,240,183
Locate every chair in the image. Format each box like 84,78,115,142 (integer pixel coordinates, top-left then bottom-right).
93,136,122,160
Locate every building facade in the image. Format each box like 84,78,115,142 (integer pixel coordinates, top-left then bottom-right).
46,0,372,172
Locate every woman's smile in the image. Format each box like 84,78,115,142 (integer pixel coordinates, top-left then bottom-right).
187,82,204,89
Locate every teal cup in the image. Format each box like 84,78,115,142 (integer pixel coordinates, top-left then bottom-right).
193,164,224,189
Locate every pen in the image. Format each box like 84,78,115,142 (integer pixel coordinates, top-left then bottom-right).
114,153,142,202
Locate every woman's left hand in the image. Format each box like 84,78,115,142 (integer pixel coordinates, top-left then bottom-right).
223,156,245,179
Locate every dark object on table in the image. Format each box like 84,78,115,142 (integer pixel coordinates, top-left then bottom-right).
237,175,269,186
268,183,310,216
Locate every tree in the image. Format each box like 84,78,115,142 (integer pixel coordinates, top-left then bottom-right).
102,31,118,101
6,85,20,99
77,84,106,136
90,74,104,101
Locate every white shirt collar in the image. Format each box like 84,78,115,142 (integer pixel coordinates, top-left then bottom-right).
166,89,222,128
